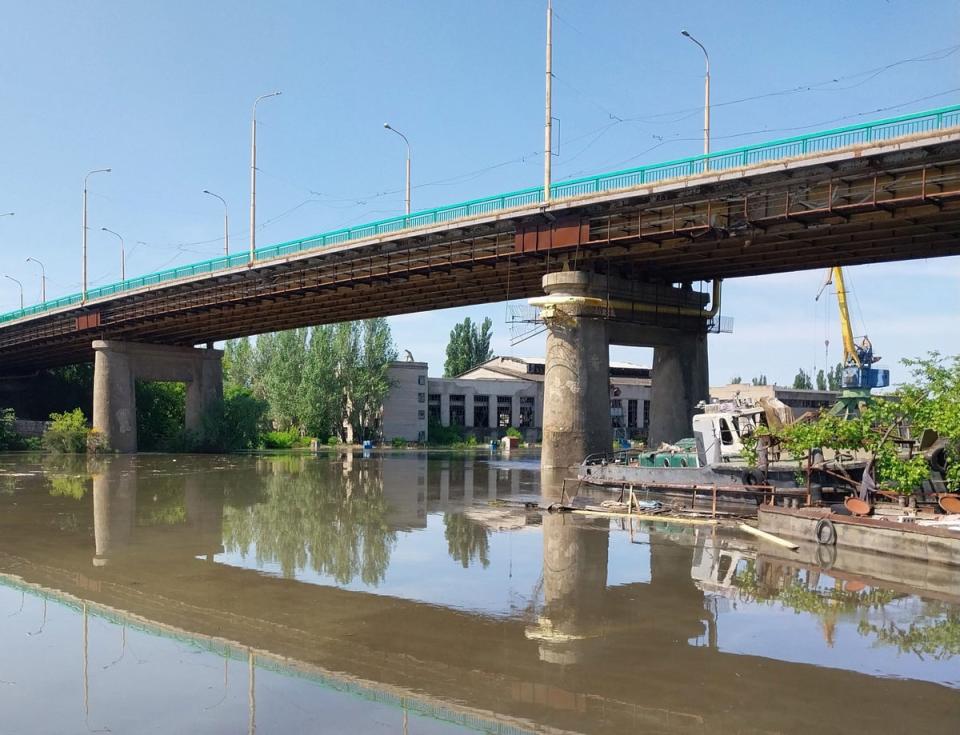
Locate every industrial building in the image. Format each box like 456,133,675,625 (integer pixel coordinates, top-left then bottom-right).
381,357,837,444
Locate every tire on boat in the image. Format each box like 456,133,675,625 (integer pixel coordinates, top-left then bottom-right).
815,518,837,545
742,470,764,486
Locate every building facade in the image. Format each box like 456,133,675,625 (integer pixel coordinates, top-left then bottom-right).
383,356,653,443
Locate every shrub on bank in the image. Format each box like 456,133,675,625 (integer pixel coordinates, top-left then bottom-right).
0,408,29,451
44,409,90,453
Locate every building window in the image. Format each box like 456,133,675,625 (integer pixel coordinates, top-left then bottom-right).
418,409,425,420
643,400,650,429
418,392,426,403
628,399,638,429
450,394,466,426
519,396,535,428
428,393,441,422
474,394,489,428
610,399,624,429
526,363,545,375
417,375,426,385
497,395,512,428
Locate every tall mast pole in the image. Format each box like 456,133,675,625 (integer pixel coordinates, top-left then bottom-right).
543,0,553,203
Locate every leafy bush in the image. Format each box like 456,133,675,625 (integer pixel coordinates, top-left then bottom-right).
0,408,27,451
391,437,407,448
264,429,300,449
194,387,269,452
327,436,339,447
427,417,464,446
136,381,186,451
505,426,523,439
43,409,90,453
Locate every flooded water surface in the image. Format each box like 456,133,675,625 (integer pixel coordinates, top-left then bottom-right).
0,451,958,734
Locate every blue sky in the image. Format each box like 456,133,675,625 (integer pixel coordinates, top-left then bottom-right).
0,0,958,385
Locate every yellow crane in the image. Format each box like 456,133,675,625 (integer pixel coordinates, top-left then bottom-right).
816,266,889,414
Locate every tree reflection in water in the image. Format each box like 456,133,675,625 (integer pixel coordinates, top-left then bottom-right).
443,512,490,568
222,456,396,585
733,559,960,658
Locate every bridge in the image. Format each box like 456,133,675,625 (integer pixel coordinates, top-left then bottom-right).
2,104,960,457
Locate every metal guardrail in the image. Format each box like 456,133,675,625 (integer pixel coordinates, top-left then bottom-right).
3,103,959,326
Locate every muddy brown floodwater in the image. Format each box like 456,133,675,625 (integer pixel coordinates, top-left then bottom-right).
0,451,958,734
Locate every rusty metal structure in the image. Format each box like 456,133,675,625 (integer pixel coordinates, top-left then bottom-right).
1,108,959,375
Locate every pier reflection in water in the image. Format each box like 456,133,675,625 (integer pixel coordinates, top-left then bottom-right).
0,452,958,734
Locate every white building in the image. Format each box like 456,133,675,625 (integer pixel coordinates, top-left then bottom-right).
382,355,652,443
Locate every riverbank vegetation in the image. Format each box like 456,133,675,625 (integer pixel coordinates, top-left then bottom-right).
747,353,960,493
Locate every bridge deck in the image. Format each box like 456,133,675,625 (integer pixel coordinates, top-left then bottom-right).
2,104,960,373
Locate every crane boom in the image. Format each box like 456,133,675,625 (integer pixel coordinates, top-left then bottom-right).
832,267,861,368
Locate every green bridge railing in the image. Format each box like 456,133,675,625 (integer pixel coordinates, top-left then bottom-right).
3,102,959,326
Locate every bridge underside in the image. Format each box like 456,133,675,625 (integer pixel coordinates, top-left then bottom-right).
1,138,959,374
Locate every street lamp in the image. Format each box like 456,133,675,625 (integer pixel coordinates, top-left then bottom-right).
383,123,412,215
681,30,710,160
250,91,281,264
101,227,125,281
203,190,230,255
25,257,46,303
83,168,111,302
4,275,23,310
544,0,553,202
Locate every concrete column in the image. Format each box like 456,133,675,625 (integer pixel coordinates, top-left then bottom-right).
511,394,521,431
541,273,611,470
93,342,136,453
440,393,450,427
648,332,709,446
488,395,498,430
464,391,474,429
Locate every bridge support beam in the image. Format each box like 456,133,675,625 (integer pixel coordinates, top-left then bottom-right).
92,340,223,452
540,271,712,470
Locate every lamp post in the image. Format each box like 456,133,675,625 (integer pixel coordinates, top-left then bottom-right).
83,168,111,303
544,0,553,202
681,30,710,160
101,227,125,281
25,257,46,303
250,91,281,264
203,190,229,255
4,275,23,310
383,123,411,215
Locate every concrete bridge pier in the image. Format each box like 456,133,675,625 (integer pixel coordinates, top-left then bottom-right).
540,272,713,470
92,340,223,452
648,331,709,447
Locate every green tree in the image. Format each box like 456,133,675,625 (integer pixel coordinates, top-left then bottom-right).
751,374,768,386
262,328,308,430
352,319,397,441
827,362,845,391
443,317,494,377
136,381,185,451
792,368,813,389
816,369,827,391
224,337,255,390
729,376,742,384
300,325,339,438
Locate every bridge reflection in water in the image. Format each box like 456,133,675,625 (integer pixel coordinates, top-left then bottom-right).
0,452,958,734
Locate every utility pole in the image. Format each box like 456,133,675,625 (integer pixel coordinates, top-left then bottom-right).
250,92,281,264
543,0,553,202
681,30,710,161
203,190,230,255
26,257,46,303
82,168,111,303
383,123,412,215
